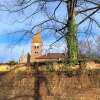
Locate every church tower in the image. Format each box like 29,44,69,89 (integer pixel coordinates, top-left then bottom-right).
31,32,43,62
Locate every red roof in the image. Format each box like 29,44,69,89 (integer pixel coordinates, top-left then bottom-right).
35,53,66,59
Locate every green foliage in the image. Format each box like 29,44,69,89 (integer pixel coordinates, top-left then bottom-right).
66,14,78,65
46,65,54,72
42,61,54,72
63,67,77,77
9,61,17,66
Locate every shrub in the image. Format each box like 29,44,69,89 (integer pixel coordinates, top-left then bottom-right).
9,61,17,66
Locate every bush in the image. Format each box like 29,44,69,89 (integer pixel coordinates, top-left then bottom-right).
9,61,17,66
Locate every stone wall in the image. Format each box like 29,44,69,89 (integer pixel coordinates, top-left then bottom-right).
0,68,100,100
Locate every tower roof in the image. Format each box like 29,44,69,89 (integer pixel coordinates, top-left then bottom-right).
32,32,42,43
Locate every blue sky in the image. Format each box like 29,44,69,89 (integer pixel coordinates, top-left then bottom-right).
0,0,100,63
0,1,67,63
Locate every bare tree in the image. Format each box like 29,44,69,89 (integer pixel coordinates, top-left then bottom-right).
0,0,100,65
96,36,100,56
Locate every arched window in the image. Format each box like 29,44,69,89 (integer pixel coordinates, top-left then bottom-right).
37,46,39,48
35,51,38,54
34,46,37,49
34,46,39,49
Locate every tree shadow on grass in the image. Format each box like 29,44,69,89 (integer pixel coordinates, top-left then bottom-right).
34,71,51,100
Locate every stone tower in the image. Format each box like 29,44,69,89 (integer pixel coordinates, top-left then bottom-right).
31,32,43,62
19,50,27,64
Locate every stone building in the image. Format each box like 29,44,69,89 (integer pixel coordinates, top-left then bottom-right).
19,50,27,64
30,32,43,62
19,32,66,63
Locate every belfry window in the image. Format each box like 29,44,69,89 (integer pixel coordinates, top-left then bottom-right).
34,46,39,49
34,46,37,49
35,52,38,54
37,46,39,48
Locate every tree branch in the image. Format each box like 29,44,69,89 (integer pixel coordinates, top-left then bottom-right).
77,6,100,14
78,7,100,26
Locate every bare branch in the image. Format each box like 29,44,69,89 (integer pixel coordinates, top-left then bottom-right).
78,7,100,26
77,6,100,14
52,0,62,17
85,0,100,6
80,12,100,28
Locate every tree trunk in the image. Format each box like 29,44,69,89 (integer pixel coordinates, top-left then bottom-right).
66,0,78,65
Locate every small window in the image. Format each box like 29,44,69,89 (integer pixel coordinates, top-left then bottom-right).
34,46,39,49
35,52,38,54
37,46,39,48
35,52,37,54
34,46,37,49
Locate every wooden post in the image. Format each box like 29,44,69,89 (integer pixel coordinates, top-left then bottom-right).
27,53,30,67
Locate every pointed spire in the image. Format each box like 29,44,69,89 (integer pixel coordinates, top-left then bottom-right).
32,32,42,43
